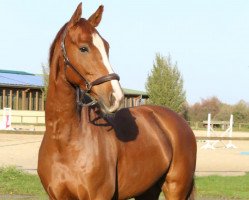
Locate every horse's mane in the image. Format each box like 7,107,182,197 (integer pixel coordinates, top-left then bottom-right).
49,23,68,67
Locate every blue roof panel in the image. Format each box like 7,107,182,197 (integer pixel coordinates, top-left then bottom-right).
0,73,43,87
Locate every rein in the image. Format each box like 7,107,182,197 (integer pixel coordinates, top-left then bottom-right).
61,28,120,107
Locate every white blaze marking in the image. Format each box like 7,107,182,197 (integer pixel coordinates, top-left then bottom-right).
92,33,123,110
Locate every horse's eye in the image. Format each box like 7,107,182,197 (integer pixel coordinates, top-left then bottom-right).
79,47,89,53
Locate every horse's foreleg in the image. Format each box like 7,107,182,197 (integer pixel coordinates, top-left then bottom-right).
161,176,195,200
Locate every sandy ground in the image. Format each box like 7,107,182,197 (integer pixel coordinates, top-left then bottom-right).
0,131,249,176
195,130,249,176
0,133,41,174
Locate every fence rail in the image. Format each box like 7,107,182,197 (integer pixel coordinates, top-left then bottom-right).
1,130,249,142
196,136,249,141
1,112,249,131
189,121,249,131
10,115,45,125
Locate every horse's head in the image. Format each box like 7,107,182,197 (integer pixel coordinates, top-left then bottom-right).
58,3,124,114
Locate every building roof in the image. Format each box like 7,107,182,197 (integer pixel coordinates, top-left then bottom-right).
122,88,148,97
0,69,34,75
0,70,43,88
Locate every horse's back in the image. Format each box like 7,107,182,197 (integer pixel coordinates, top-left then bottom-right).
114,105,196,199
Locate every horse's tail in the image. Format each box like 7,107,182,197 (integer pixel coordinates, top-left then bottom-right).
187,177,196,200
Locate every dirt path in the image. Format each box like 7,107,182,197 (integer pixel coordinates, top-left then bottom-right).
0,131,249,176
195,130,249,176
0,133,42,173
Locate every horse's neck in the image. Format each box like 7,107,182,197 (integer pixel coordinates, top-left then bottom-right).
45,76,81,134
45,75,103,137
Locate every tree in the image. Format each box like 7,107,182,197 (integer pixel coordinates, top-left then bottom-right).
42,64,49,101
145,53,186,113
215,103,233,121
188,96,222,122
232,100,249,122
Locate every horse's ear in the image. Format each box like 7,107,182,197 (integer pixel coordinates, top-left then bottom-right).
68,3,82,29
88,5,104,27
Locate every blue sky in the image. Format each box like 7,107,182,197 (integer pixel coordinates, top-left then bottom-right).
0,0,248,105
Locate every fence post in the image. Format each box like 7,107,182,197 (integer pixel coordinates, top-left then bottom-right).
201,113,215,149
226,115,236,148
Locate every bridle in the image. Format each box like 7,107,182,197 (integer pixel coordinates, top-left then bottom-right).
61,28,120,106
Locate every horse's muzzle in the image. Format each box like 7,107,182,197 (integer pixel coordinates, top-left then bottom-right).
99,90,124,114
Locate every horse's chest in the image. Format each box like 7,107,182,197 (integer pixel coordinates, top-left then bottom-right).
52,144,106,174
39,133,117,199
46,147,116,199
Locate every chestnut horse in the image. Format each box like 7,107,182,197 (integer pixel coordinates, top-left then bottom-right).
38,3,196,200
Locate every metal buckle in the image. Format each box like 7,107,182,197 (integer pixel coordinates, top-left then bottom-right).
86,82,92,91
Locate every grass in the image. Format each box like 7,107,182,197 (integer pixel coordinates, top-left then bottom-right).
0,166,47,199
196,173,249,199
1,166,249,199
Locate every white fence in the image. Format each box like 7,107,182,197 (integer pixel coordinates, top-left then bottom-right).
201,113,236,149
0,109,45,124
